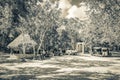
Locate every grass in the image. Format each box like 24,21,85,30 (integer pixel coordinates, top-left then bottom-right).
0,52,120,80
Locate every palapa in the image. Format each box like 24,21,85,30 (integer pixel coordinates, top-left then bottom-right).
7,34,37,48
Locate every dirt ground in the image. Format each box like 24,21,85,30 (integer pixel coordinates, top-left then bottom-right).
0,54,120,80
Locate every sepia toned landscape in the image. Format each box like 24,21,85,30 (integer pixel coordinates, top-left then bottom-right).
0,0,120,80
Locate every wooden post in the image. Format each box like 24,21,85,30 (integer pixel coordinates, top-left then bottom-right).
10,48,13,55
22,45,25,54
22,44,26,59
82,43,84,54
33,45,36,59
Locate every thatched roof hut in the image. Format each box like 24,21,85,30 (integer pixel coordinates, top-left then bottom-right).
7,34,37,48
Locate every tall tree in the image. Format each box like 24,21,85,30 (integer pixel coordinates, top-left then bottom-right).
81,0,120,51
18,0,62,55
64,18,84,49
0,3,12,50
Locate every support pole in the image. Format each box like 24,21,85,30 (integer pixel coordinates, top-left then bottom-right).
33,45,36,59
10,48,13,55
82,43,84,54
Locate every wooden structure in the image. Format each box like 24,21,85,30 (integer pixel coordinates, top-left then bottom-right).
7,34,37,54
76,42,85,54
101,48,110,56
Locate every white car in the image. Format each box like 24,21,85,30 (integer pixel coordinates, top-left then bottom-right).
66,50,78,55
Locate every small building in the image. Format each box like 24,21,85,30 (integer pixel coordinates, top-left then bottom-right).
7,33,37,54
92,47,111,56
101,47,110,56
76,42,85,54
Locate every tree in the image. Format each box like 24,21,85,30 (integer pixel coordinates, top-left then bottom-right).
44,25,59,51
18,0,62,56
58,29,71,50
80,0,120,51
0,3,12,51
63,18,84,50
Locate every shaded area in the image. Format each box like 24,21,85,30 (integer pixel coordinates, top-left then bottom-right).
0,55,120,80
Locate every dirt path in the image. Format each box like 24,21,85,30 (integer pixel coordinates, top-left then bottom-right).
0,55,120,80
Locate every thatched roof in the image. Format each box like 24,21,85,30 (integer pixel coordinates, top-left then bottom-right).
7,34,37,48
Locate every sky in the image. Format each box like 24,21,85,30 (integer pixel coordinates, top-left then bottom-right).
58,0,89,20
38,0,89,20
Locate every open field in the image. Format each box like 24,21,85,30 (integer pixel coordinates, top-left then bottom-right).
0,53,120,80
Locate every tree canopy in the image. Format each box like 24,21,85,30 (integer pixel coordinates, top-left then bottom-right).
0,0,119,52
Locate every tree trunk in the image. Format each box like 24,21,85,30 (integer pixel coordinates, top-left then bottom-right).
37,27,48,55
37,36,44,54
89,45,93,54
